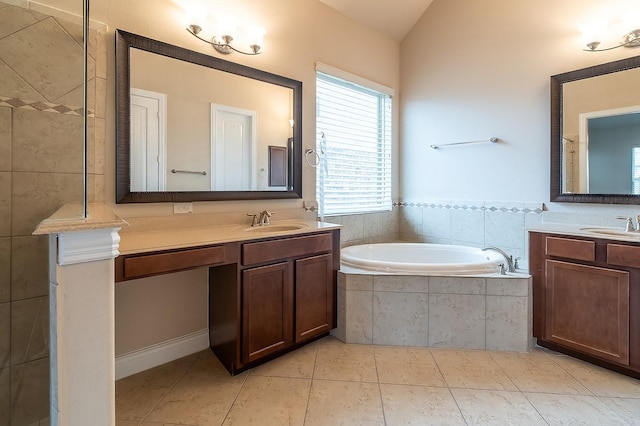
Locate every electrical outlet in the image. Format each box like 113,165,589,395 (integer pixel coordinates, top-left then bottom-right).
173,202,193,214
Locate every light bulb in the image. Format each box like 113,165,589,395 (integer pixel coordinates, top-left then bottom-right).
184,3,207,29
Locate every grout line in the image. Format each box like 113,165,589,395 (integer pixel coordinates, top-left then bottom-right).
302,339,320,425
219,366,250,424
371,346,387,425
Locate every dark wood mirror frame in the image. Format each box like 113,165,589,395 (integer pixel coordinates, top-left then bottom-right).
115,30,303,203
550,54,640,204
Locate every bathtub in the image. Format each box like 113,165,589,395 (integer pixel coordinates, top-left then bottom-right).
335,243,533,352
341,243,504,275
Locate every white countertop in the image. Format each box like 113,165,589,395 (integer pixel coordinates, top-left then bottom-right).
118,219,341,255
528,222,640,243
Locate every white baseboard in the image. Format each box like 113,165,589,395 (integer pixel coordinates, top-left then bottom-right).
115,329,209,380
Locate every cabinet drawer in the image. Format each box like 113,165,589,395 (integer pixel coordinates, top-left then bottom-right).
242,233,332,265
123,245,226,279
545,236,595,262
607,244,640,268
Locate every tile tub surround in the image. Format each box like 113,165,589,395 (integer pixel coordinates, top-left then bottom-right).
396,200,544,271
333,271,533,352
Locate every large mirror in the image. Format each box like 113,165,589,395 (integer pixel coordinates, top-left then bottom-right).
115,30,302,203
551,54,640,204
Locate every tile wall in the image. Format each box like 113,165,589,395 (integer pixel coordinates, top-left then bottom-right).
396,200,544,271
0,3,105,425
322,201,543,271
324,208,400,248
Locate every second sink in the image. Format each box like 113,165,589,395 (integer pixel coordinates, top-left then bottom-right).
580,227,640,238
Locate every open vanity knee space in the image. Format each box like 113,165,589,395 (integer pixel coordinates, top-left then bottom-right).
530,230,640,378
115,220,340,375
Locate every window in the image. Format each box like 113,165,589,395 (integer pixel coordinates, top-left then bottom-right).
633,146,640,194
315,65,392,216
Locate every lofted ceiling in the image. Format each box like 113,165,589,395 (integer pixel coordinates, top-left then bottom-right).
318,0,434,41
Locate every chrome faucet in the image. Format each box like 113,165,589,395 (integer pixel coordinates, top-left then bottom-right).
258,210,273,225
482,247,516,273
616,216,639,232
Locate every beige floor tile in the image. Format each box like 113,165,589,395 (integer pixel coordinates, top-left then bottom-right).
374,346,446,387
600,397,640,424
249,341,317,378
314,340,377,382
525,392,628,425
552,354,640,398
451,388,547,425
305,379,384,425
114,342,640,425
144,371,246,426
138,423,197,426
188,349,233,375
223,375,311,425
115,354,199,421
380,384,465,425
431,350,518,391
139,423,196,426
490,351,591,395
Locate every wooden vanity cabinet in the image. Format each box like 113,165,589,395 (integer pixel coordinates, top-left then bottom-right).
210,229,339,374
115,228,340,376
241,262,294,363
530,232,639,378
295,253,334,343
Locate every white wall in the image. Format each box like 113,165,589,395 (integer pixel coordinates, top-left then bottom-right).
400,0,640,219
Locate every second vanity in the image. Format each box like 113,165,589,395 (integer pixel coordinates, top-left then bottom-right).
115,218,341,375
530,224,640,379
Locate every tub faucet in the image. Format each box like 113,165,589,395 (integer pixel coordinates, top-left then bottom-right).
482,247,516,273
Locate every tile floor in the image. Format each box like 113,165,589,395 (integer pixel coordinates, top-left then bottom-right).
115,337,640,425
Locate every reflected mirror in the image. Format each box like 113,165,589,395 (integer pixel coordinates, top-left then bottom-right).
551,54,640,204
116,30,302,203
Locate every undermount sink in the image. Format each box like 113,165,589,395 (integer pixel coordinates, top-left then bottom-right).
244,224,308,233
579,227,640,238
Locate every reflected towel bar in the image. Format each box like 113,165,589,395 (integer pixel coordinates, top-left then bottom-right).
430,137,499,149
171,169,207,175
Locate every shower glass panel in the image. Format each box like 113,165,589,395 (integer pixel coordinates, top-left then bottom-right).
0,0,89,423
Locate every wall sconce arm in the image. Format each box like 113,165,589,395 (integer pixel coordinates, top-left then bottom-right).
186,25,262,55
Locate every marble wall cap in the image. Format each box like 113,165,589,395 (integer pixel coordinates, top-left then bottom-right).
33,202,129,235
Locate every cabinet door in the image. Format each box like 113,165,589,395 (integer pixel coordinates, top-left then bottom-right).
295,253,333,343
545,260,630,365
242,262,293,364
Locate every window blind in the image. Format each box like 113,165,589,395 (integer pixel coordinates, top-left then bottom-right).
316,71,392,216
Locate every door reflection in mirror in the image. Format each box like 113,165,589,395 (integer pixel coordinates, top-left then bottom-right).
211,104,257,191
130,88,167,191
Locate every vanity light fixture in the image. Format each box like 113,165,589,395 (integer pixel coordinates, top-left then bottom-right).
584,29,640,51
186,23,264,55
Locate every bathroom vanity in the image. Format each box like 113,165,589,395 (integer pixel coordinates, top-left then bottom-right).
115,220,340,374
529,229,640,378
